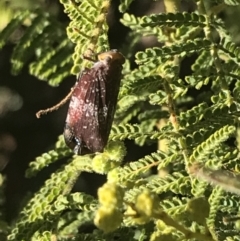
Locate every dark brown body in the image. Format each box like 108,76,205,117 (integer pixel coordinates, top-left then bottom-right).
63,50,125,154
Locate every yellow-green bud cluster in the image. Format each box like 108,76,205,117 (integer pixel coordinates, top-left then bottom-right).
94,183,124,233
186,197,209,225
92,141,126,174
126,190,159,225
104,140,126,162
150,231,176,241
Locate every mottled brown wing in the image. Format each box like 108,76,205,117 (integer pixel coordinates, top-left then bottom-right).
104,59,123,139
63,65,108,154
63,50,125,155
77,64,109,153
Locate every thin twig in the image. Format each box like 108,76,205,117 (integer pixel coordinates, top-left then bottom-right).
36,87,75,118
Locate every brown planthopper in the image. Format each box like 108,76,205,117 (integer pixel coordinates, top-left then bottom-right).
36,49,125,155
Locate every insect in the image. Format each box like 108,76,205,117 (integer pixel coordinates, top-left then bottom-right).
63,50,125,155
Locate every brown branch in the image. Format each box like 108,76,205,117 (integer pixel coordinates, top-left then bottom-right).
36,87,75,118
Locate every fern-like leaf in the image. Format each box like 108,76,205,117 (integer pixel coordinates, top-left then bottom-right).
140,12,206,28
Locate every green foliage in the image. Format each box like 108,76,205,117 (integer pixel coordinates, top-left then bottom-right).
0,174,9,241
3,0,240,240
119,0,136,13
141,12,206,28
0,10,73,86
25,135,72,177
0,0,111,86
